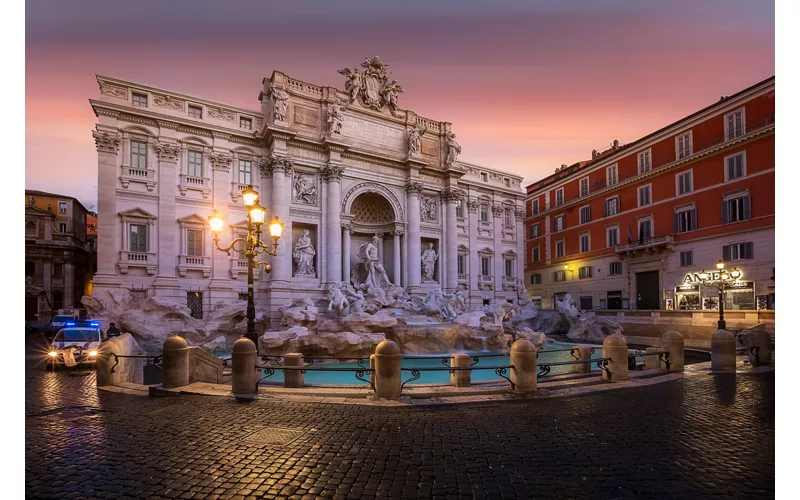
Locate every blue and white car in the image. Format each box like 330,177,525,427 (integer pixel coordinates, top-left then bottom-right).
47,321,105,367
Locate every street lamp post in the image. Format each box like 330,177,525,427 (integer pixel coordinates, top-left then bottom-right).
209,185,283,346
698,260,742,331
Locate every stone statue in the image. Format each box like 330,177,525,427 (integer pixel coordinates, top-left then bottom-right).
421,243,438,283
337,67,363,103
292,229,316,277
450,289,468,314
293,173,317,205
270,84,289,122
327,101,344,135
327,284,349,315
420,197,437,222
356,235,393,291
445,132,462,166
555,293,580,320
407,125,426,155
381,79,404,116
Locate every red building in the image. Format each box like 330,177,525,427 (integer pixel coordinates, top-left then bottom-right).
524,76,774,313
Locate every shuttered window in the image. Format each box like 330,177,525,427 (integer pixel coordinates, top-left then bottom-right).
531,247,540,263
723,242,753,261
529,224,540,238
676,132,692,159
578,266,592,279
725,109,745,140
609,261,623,275
605,196,620,217
721,195,751,224
677,171,693,195
556,240,565,258
580,206,591,224
580,234,590,253
725,153,746,181
553,215,565,232
680,250,693,267
607,227,619,248
531,273,542,285
638,185,651,207
674,209,697,233
554,270,566,282
638,150,652,173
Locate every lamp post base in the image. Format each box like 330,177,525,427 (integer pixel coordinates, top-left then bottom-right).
717,320,726,331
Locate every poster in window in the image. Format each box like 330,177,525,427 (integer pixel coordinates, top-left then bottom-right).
665,299,674,311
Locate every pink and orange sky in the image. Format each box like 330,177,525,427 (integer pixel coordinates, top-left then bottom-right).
26,0,774,209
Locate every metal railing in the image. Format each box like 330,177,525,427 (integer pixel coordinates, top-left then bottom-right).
400,365,515,390
254,363,374,392
627,350,670,371
108,353,163,373
538,358,611,378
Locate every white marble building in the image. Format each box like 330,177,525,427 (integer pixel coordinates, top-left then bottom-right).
90,57,525,324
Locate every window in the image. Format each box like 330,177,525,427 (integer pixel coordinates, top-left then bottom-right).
504,178,511,187
129,224,147,253
532,199,539,215
53,263,63,277
722,195,751,224
238,159,252,185
578,266,592,279
725,109,745,141
724,242,753,261
579,177,589,197
553,215,565,232
609,261,623,275
187,292,203,319
131,140,148,169
638,150,652,174
457,254,466,275
240,117,252,130
58,223,67,233
531,273,541,285
676,132,692,159
555,188,564,206
481,172,488,182
580,234,590,253
607,164,618,186
186,229,203,256
579,206,591,224
531,246,540,263
679,250,693,267
638,219,653,240
725,152,746,181
676,170,693,195
58,202,68,214
26,262,34,276
555,239,565,258
188,151,203,177
504,208,512,226
480,204,489,222
529,224,540,238
638,185,651,207
554,270,566,282
188,105,202,119
605,196,620,217
607,226,619,248
481,257,491,276
674,208,697,233
505,259,514,277
456,200,464,218
132,92,148,107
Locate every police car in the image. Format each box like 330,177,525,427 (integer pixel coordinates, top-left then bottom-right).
47,320,105,367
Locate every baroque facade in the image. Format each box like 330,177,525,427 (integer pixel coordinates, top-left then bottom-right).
524,76,774,312
90,57,525,324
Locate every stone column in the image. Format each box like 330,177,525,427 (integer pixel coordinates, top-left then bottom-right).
342,223,352,283
492,203,504,297
515,207,526,294
258,158,273,288
92,131,121,281
153,141,182,291
376,233,384,263
392,230,403,287
121,132,130,167
64,262,74,308
322,163,344,283
210,153,233,284
467,199,479,300
267,155,293,282
406,181,424,289
442,188,464,292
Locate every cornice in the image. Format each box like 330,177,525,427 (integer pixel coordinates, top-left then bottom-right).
115,190,158,201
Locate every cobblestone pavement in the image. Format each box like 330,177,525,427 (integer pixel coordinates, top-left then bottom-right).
25,348,774,499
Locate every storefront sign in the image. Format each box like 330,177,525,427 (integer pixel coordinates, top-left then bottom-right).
675,284,699,292
727,281,754,291
683,269,745,284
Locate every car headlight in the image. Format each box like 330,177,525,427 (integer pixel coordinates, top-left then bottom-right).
48,351,57,357
89,350,98,357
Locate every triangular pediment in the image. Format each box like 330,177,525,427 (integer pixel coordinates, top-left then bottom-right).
502,250,518,257
478,247,494,255
119,207,157,220
25,205,53,218
177,214,208,225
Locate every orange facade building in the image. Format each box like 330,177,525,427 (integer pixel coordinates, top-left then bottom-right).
524,76,774,312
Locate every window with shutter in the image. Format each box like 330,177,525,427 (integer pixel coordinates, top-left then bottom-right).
725,109,745,140
727,196,747,223
532,200,539,214
580,234,590,253
679,250,693,267
580,177,589,197
675,209,695,233
725,153,746,181
606,227,619,248
723,245,732,261
580,206,591,224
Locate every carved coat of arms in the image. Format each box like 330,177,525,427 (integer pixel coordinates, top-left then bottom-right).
338,56,404,116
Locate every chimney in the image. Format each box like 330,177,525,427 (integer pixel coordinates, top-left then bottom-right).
592,149,598,159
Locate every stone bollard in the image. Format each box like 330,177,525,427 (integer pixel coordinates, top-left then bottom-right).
374,340,402,399
602,334,629,381
369,354,376,390
450,353,472,387
283,353,305,388
96,338,122,387
644,347,661,370
162,336,189,388
661,330,685,372
571,346,592,374
746,329,773,366
510,339,537,392
231,338,258,396
711,329,736,372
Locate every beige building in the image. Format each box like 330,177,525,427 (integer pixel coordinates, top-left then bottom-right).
90,57,525,325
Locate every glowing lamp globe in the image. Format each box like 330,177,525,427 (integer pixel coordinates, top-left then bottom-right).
209,211,224,233
699,271,709,281
249,203,266,226
716,260,725,271
731,268,742,280
269,216,284,239
241,185,259,207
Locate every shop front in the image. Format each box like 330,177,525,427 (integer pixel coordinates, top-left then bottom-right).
675,283,701,310
680,270,755,311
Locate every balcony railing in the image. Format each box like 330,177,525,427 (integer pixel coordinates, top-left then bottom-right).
178,255,212,278
502,275,519,290
230,258,261,280
615,234,674,253
120,166,156,191
458,273,469,282
119,251,157,275
178,175,211,198
479,274,494,283
230,182,251,202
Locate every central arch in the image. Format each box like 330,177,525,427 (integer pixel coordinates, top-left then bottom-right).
341,181,404,222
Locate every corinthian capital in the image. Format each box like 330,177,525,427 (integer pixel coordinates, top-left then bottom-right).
321,162,345,181
153,142,181,162
467,199,479,213
514,207,526,220
405,180,424,196
440,187,466,203
92,131,120,154
260,154,294,178
210,153,233,172
491,204,505,217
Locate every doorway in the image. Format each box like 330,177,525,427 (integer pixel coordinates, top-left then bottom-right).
635,271,660,310
26,296,38,321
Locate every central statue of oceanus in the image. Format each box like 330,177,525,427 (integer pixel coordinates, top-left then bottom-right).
350,235,393,291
